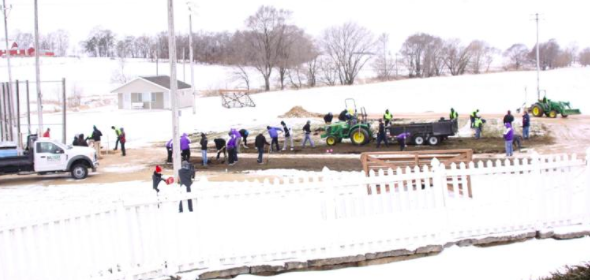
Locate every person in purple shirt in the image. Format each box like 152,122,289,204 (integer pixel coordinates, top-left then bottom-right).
503,123,514,157
180,133,191,161
396,132,411,151
227,131,239,165
267,126,283,152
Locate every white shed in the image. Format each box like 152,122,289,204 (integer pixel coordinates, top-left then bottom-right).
111,76,193,110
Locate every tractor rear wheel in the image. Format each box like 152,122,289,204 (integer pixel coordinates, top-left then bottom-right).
326,136,338,146
350,129,369,146
531,105,544,117
549,110,558,118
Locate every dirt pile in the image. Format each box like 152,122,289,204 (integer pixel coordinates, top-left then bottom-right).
280,106,323,118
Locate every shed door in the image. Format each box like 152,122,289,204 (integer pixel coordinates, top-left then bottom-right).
153,92,164,109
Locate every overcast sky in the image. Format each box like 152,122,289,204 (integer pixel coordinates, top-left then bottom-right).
6,0,590,52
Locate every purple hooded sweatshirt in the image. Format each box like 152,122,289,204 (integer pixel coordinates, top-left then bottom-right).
227,132,238,148
396,132,411,141
503,123,514,141
180,133,191,150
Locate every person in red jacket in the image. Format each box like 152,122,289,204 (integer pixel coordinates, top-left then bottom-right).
43,128,50,138
119,128,126,156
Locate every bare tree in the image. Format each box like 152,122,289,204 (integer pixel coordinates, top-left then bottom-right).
13,31,34,48
529,39,560,70
468,40,495,74
228,31,256,90
442,38,471,76
321,22,375,85
51,29,70,56
245,6,292,91
304,52,320,87
400,33,443,78
275,25,314,90
372,33,395,81
503,44,529,70
579,48,590,66
318,56,338,86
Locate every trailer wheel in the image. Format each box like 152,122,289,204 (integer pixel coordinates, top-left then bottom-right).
428,136,440,146
71,163,88,180
413,136,425,145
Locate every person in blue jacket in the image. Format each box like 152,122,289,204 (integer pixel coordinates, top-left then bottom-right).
267,126,283,152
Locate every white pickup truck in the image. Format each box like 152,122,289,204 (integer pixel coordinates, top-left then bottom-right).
0,135,99,180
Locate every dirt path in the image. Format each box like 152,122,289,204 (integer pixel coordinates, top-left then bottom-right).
1,114,587,186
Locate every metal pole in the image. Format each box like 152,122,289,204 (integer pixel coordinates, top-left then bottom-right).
15,80,20,146
34,0,43,134
6,83,12,141
168,0,181,178
26,80,30,135
189,12,196,114
62,78,66,144
2,0,14,141
182,47,186,82
535,13,541,100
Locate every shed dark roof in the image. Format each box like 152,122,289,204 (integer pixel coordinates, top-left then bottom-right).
141,76,191,90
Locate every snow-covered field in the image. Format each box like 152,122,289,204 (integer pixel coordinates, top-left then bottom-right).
25,66,590,149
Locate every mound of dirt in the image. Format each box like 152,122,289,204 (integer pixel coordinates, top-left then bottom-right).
280,106,323,118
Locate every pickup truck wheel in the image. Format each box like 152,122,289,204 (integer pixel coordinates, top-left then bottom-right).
71,164,88,180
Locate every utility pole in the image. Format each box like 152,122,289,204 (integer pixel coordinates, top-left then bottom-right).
188,5,196,114
535,13,541,100
34,0,43,135
167,0,181,178
2,0,15,143
182,47,185,82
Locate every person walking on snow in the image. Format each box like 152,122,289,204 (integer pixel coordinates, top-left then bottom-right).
302,120,315,148
119,128,126,156
91,126,103,159
450,108,458,121
503,123,514,157
376,119,389,148
227,131,238,165
396,132,411,151
281,121,294,151
383,109,393,126
267,126,282,152
166,139,173,163
239,129,250,149
255,133,270,164
111,126,122,150
180,133,191,161
200,133,208,167
522,111,531,139
43,128,50,138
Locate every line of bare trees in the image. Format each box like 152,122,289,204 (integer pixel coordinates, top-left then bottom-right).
11,29,70,56
76,5,590,91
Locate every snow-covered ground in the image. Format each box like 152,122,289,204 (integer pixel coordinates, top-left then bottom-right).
25,66,590,149
240,237,590,280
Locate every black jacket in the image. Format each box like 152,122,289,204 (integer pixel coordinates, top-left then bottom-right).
503,114,514,124
338,110,348,121
378,123,386,135
303,123,311,134
179,164,195,188
255,134,270,149
152,172,164,192
324,113,333,123
92,129,103,141
200,137,208,150
214,138,226,150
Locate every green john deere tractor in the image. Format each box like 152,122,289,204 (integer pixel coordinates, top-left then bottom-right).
321,99,373,146
528,97,581,118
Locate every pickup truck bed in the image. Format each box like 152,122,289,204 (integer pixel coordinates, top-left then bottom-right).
0,154,34,173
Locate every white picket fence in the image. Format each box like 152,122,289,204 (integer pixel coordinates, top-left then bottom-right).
1,151,590,280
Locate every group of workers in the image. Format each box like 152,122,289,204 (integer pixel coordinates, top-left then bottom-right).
165,120,317,167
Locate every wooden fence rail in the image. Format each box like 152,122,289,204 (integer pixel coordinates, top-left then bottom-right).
1,150,589,280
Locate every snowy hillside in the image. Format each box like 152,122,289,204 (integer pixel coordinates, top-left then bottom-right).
25,66,588,149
